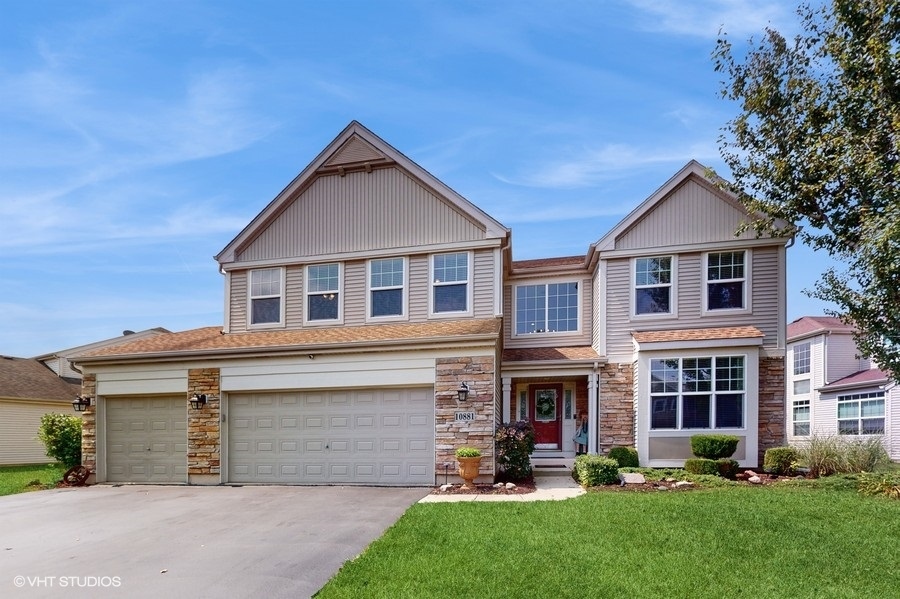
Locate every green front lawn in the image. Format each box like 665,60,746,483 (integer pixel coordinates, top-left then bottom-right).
316,486,900,598
0,463,66,496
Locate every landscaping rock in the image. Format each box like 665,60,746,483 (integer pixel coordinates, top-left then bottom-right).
505,482,517,490
748,476,762,484
440,484,454,492
618,472,646,485
493,483,504,489
674,481,693,488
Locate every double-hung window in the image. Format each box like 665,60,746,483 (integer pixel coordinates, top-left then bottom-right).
369,257,405,318
793,342,811,375
634,256,673,315
515,282,578,334
649,356,745,430
837,392,885,435
706,251,746,310
306,263,340,322
793,399,810,436
249,268,283,326
432,252,470,314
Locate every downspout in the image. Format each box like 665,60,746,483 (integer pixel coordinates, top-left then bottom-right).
588,361,599,455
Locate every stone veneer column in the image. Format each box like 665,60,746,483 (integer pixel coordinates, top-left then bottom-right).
757,356,786,466
80,374,97,483
434,356,496,482
187,368,221,485
598,363,634,455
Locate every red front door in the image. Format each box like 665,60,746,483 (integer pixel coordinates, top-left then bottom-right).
529,384,562,448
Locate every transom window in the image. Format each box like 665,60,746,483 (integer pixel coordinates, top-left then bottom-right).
650,356,745,430
306,263,340,321
634,256,672,315
793,342,811,375
706,251,746,310
432,253,469,313
249,268,282,325
793,399,810,436
369,258,405,318
515,282,578,334
837,392,885,435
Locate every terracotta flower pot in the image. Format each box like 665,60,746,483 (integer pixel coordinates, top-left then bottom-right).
457,456,482,488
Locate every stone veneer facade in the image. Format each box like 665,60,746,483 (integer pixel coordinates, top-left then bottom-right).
187,368,221,483
757,356,786,466
80,373,97,482
598,363,635,455
435,355,496,481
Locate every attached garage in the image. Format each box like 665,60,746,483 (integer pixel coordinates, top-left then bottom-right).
228,387,434,485
106,396,187,483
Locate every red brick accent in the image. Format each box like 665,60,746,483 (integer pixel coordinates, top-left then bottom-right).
757,356,786,466
188,368,221,475
599,363,634,454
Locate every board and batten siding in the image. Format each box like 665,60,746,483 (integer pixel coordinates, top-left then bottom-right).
614,178,757,250
236,169,487,262
604,245,783,360
501,277,593,347
0,400,67,465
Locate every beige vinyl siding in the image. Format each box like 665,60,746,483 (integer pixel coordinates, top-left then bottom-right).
615,178,757,250
472,250,496,318
229,271,248,332
502,277,593,348
236,169,487,262
604,258,633,358
343,260,366,323
0,400,69,465
285,266,304,327
890,387,900,461
408,254,429,321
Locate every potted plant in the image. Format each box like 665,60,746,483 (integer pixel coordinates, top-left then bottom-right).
455,446,482,488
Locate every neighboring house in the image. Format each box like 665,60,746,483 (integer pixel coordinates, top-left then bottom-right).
33,328,170,381
787,316,899,460
0,357,81,465
73,121,788,485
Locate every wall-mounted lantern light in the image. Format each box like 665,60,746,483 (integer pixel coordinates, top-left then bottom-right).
456,382,470,402
72,395,92,412
189,394,207,410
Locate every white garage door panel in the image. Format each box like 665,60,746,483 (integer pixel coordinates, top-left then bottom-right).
106,396,187,483
228,388,434,485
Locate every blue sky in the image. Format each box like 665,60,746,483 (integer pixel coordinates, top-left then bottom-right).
1,0,835,357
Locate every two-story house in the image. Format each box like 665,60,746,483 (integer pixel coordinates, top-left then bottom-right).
74,121,788,485
787,316,899,460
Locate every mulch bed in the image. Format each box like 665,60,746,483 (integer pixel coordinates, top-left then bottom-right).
431,476,537,495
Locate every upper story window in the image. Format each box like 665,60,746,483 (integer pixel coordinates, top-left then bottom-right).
706,251,746,311
649,355,745,430
793,342,811,375
432,252,470,314
306,263,340,322
515,282,578,334
249,268,283,326
634,256,673,316
837,392,885,435
369,257,405,318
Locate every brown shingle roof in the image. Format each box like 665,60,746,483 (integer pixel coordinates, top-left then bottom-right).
511,256,586,271
787,316,854,341
0,357,81,402
632,326,764,344
502,346,600,363
820,368,890,392
80,318,503,360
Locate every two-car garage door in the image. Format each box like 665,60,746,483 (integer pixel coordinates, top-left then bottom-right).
228,388,434,485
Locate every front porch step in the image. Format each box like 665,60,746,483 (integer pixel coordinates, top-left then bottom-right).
531,456,575,477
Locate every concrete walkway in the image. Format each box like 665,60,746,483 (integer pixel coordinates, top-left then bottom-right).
419,475,585,503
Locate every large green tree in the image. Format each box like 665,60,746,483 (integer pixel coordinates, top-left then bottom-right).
714,0,900,377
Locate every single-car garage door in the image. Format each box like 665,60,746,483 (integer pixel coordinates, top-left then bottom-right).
228,388,434,485
106,396,187,483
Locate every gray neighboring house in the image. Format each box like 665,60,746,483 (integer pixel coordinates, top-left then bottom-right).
33,328,170,381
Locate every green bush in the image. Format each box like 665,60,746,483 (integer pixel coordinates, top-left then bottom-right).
37,413,82,468
716,458,740,479
607,446,639,468
455,446,481,458
844,437,890,473
764,446,799,476
495,420,535,480
574,455,619,486
690,434,740,459
857,472,900,499
684,458,719,475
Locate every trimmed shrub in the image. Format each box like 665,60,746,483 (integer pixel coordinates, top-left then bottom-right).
684,458,719,475
607,446,639,468
37,413,82,468
716,458,740,480
844,437,890,473
764,446,799,475
495,420,535,479
574,455,619,486
690,434,740,459
857,472,900,499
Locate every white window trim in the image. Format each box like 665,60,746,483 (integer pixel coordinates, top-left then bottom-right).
303,262,343,326
631,255,678,320
836,391,885,436
793,341,811,375
792,399,811,437
366,257,408,322
702,249,752,315
512,278,582,337
247,267,285,329
429,251,474,318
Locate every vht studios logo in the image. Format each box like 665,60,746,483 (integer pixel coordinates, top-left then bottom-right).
14,575,122,588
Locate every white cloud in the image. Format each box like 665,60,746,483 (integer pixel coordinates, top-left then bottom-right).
627,0,796,38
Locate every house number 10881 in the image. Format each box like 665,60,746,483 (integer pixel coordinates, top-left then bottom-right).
455,412,476,422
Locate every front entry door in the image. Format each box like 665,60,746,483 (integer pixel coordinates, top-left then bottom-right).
530,384,562,449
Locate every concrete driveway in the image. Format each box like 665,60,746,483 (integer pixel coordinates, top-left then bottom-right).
0,484,429,598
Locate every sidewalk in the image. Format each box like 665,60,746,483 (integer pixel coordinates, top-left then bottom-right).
418,475,585,503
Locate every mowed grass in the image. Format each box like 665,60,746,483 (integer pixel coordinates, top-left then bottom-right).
316,486,900,598
0,463,66,496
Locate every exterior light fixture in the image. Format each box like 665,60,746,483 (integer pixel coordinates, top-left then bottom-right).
189,394,207,410
456,382,470,402
72,395,92,412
